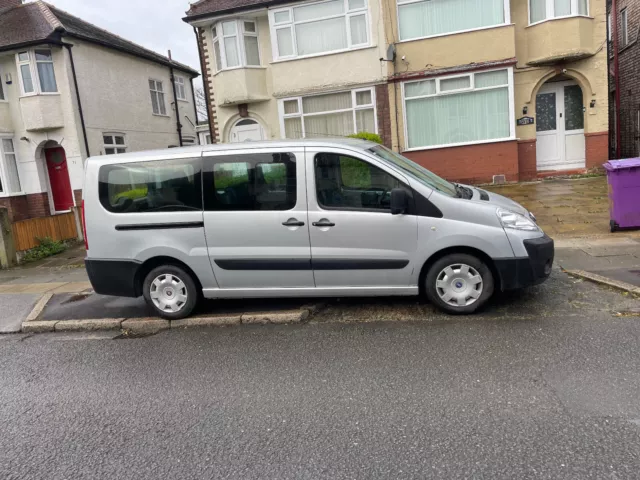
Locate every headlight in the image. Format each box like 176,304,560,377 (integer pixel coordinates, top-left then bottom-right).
496,208,540,232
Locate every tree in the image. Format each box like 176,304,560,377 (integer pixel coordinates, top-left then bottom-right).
195,87,208,122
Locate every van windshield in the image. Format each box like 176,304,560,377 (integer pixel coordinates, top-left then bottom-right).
368,145,458,197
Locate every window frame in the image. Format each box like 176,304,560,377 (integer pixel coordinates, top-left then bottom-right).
0,135,24,197
103,133,127,155
278,86,377,139
15,49,59,96
396,0,511,43
621,8,629,47
269,0,371,62
212,19,262,72
174,75,187,101
528,0,590,26
401,67,516,152
149,79,168,116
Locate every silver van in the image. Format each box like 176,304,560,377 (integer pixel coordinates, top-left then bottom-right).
82,139,554,319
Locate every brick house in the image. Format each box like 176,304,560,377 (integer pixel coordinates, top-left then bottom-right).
185,0,609,184
608,0,640,159
0,0,199,222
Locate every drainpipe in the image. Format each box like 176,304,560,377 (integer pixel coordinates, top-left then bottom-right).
63,43,90,158
168,50,183,147
613,0,621,158
190,77,200,143
194,26,215,143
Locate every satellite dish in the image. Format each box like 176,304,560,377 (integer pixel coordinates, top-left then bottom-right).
386,44,396,62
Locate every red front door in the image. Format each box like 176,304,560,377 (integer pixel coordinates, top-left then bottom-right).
45,147,74,212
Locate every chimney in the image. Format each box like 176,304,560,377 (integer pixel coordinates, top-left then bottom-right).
0,0,22,12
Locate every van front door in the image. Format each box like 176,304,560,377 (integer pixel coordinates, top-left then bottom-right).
306,148,418,293
202,148,314,293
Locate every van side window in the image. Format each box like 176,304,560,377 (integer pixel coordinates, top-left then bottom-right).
315,153,401,212
204,152,297,211
98,158,202,213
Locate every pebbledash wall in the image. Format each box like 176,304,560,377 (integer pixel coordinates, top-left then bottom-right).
0,39,197,222
380,0,608,184
0,46,85,222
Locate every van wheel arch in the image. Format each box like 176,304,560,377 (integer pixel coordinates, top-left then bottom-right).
135,257,203,298
418,247,500,295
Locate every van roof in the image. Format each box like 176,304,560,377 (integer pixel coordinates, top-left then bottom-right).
87,138,377,163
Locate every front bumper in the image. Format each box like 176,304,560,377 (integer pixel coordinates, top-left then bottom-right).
494,235,555,290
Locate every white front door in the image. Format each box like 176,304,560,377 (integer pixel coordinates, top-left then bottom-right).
229,119,264,143
535,81,586,171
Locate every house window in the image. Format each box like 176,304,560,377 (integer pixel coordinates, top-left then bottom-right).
269,0,369,60
149,80,167,115
397,0,508,41
529,0,588,25
621,8,629,47
175,76,187,101
403,68,514,150
608,13,612,41
212,20,260,72
103,134,127,155
280,87,376,139
15,49,58,95
0,138,22,194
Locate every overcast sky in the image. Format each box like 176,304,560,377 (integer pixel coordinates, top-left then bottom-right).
38,0,202,82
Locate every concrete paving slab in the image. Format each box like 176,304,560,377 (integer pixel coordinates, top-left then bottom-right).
0,294,40,334
591,268,640,288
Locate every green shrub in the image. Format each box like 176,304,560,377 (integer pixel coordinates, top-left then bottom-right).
348,132,383,144
21,237,67,263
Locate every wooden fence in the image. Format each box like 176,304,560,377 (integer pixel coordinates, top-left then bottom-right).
12,212,79,251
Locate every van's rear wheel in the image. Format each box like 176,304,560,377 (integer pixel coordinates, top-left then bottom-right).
142,265,198,320
425,254,494,315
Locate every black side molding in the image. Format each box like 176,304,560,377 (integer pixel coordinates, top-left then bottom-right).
115,222,204,231
214,258,409,271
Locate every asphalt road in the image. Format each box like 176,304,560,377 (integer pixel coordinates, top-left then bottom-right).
1,273,640,479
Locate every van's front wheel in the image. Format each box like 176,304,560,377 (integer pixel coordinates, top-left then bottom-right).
425,254,494,314
142,265,198,320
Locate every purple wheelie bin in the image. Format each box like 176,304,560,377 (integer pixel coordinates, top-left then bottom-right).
604,158,640,232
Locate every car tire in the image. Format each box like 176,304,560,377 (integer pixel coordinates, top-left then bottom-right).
425,253,494,315
142,265,199,320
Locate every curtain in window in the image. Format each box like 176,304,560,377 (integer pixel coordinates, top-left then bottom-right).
294,0,344,21
356,109,375,133
37,63,57,92
276,28,294,56
295,17,347,55
20,65,34,93
406,88,510,148
224,38,240,67
350,15,368,44
304,111,353,137
398,0,504,41
2,139,21,193
302,91,352,113
529,0,546,22
284,118,304,138
578,0,588,14
213,41,223,71
554,0,571,16
244,36,260,65
475,70,508,88
440,76,471,92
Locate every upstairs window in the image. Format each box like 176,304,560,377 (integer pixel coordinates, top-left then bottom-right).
212,20,261,72
149,79,167,115
103,134,127,155
16,49,58,95
269,0,369,60
621,8,629,47
398,0,508,41
175,76,187,101
529,0,588,25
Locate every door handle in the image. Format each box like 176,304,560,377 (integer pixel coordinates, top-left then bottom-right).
313,221,335,228
282,219,305,227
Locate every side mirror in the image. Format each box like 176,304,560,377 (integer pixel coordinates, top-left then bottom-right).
390,188,408,215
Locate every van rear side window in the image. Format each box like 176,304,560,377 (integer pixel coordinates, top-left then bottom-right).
98,158,202,213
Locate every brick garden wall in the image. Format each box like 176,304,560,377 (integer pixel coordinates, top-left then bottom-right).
0,193,50,222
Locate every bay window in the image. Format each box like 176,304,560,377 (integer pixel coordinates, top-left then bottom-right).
280,87,376,138
397,0,508,42
212,20,261,72
0,137,22,194
270,0,369,60
403,68,514,150
529,0,589,24
16,49,58,95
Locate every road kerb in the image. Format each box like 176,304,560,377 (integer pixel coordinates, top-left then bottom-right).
55,319,124,332
22,321,57,333
172,315,241,329
25,293,53,322
565,269,640,295
121,318,170,334
242,309,309,325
